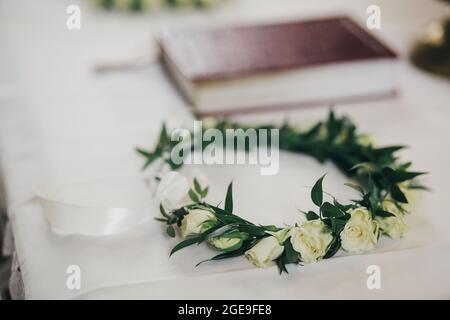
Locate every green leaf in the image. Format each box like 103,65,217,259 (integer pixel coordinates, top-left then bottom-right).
375,210,395,218
407,184,430,191
237,225,267,237
135,147,153,158
196,224,226,244
160,204,169,218
330,217,347,233
304,122,322,138
276,254,289,274
373,145,405,158
283,237,299,263
136,148,160,170
193,178,202,195
158,123,169,148
304,211,319,221
215,214,251,226
170,236,202,256
344,182,365,195
382,167,426,183
350,162,376,172
218,230,250,241
172,207,188,219
397,162,412,171
333,199,353,214
224,182,233,213
166,225,176,238
391,185,408,203
209,245,250,260
326,110,342,141
262,225,280,232
202,206,251,225
200,186,209,198
206,205,252,224
381,166,396,179
393,171,427,183
311,174,326,207
323,237,341,259
188,189,200,203
320,202,345,218
195,240,255,267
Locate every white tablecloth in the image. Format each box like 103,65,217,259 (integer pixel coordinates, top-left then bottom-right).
0,0,450,299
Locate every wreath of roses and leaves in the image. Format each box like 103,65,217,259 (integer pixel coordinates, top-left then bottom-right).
136,111,427,274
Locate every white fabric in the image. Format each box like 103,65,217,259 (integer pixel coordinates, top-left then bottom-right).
0,0,450,299
76,243,450,300
34,177,153,236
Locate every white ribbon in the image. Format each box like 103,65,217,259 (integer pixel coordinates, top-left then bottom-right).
34,177,152,236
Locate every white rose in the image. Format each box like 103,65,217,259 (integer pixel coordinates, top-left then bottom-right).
382,185,420,215
115,0,133,10
376,213,408,239
290,220,333,264
356,134,374,147
340,207,379,254
384,184,421,215
156,171,190,211
202,117,218,129
209,237,241,251
245,236,284,268
266,227,291,244
208,230,248,252
141,0,163,10
382,199,403,216
180,208,217,237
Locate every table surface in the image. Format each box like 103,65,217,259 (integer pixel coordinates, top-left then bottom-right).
1,0,450,299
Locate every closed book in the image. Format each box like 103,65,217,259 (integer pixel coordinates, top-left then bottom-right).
159,16,398,116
